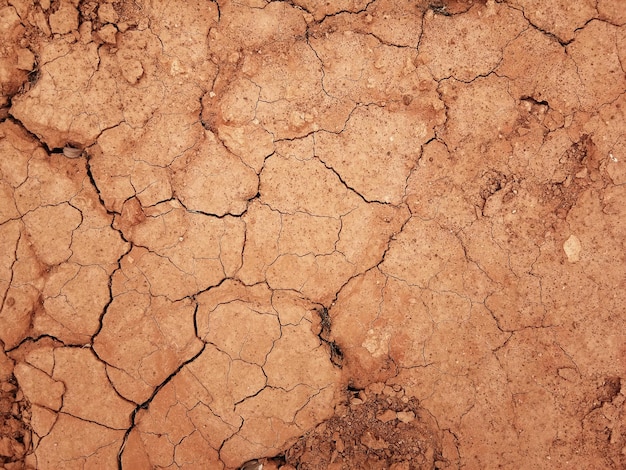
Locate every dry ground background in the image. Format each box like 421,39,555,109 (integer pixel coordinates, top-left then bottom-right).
0,0,625,468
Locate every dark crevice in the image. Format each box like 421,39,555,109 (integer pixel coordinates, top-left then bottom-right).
83,152,132,348
174,195,250,219
117,343,206,470
212,0,221,20
313,305,343,368
84,154,121,218
0,230,20,316
89,246,129,341
233,373,269,406
6,334,66,354
191,276,232,337
315,154,393,206
428,3,452,16
504,2,574,46
520,95,550,108
3,115,53,153
314,0,377,23
347,384,364,392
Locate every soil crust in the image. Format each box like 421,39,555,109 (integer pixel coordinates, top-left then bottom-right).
0,0,625,469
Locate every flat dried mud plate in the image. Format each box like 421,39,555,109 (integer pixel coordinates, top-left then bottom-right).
1,0,626,469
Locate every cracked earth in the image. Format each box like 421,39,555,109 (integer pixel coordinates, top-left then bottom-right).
0,0,625,469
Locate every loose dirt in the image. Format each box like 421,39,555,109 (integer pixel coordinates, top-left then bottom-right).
0,0,625,469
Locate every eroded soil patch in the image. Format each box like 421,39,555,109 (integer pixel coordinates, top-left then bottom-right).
283,385,446,470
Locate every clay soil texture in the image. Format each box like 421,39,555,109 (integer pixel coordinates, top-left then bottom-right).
0,0,625,469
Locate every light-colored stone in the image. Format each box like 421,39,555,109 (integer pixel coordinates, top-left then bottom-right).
563,234,582,262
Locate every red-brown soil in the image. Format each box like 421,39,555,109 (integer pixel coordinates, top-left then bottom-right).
0,0,625,469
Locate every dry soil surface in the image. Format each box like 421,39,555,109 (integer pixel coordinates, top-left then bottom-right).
0,0,625,469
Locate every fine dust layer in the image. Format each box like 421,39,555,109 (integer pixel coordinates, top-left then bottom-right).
0,0,625,469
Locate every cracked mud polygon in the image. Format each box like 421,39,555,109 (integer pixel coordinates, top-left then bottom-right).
0,0,625,469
